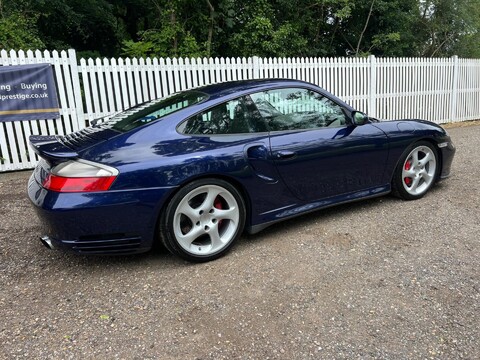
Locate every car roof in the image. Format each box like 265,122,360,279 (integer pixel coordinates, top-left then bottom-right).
190,79,352,112
195,79,315,97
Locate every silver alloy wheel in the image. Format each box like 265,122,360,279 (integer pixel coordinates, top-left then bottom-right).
401,145,437,196
172,184,240,256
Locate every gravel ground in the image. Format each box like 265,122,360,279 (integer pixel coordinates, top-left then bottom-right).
0,124,479,360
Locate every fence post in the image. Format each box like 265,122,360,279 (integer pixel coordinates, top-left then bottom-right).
252,56,260,79
368,55,377,117
450,55,459,122
67,49,86,129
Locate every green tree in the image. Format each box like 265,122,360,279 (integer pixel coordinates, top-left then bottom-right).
0,0,479,58
120,0,212,58
0,0,44,50
416,0,480,57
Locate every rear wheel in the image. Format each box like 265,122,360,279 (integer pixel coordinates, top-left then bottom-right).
161,178,246,262
392,141,439,200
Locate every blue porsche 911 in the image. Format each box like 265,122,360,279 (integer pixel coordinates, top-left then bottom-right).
28,79,455,262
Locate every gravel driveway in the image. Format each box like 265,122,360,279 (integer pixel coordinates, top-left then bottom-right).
0,123,478,359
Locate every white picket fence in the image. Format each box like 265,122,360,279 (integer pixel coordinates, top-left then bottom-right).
1,49,479,172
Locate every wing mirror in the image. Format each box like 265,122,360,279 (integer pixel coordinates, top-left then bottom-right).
352,111,369,126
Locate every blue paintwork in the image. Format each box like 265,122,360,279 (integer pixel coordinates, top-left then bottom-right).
27,79,456,255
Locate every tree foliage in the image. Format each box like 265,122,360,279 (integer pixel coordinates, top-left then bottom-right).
0,0,44,50
0,0,478,58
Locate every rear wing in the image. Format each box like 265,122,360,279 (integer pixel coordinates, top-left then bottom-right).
29,135,78,163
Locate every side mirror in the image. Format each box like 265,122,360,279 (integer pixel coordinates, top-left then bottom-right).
352,111,369,126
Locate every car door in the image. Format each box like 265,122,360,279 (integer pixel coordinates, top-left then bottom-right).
249,87,390,201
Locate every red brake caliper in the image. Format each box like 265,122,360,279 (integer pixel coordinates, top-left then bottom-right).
214,196,224,227
404,159,413,186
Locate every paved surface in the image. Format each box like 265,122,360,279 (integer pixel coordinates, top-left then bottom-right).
0,124,479,359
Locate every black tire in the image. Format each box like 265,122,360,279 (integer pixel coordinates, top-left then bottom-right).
392,141,439,200
160,178,246,262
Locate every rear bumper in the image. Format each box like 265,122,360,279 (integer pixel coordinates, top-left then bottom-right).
28,172,174,255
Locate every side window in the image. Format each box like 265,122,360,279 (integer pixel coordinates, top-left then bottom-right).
179,96,267,135
250,88,347,131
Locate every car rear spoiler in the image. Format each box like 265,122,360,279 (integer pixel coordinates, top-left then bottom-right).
29,135,78,163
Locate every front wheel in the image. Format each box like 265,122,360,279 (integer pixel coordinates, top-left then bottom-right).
160,178,246,262
392,141,439,200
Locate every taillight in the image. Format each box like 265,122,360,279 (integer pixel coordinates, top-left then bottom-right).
42,159,119,193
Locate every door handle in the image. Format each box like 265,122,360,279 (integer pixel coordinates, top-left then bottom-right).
275,150,296,159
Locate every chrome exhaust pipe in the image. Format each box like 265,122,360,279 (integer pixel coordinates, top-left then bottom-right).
40,236,55,250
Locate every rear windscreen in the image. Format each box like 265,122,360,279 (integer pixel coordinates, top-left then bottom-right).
102,91,208,132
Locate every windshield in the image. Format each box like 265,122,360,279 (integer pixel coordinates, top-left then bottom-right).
101,91,208,132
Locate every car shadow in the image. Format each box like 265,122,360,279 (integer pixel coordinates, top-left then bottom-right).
241,196,389,243
240,181,448,247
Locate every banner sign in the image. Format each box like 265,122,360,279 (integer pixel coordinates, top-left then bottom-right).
0,64,60,122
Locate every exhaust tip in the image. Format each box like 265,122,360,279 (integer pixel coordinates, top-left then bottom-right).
40,236,55,250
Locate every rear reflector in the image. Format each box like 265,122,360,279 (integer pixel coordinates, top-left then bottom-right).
42,159,118,193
